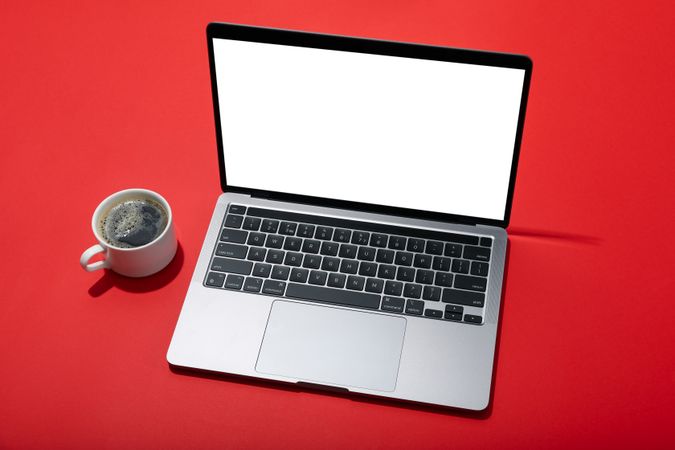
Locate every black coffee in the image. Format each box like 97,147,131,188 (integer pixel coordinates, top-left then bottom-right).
99,197,168,248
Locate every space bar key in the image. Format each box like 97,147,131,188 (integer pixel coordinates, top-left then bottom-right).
285,283,381,310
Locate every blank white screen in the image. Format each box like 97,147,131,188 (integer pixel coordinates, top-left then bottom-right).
213,38,525,221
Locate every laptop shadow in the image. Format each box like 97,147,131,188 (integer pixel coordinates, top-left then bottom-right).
87,242,184,297
508,227,602,245
168,362,493,420
168,247,511,420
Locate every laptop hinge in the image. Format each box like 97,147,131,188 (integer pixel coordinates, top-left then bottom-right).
245,190,494,228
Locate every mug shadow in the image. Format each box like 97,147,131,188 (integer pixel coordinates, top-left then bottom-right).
88,242,184,297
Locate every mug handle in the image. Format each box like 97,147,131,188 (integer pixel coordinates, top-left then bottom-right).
80,244,110,272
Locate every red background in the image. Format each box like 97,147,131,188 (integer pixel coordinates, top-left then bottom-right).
1,1,674,448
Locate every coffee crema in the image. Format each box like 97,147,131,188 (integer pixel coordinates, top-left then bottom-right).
98,197,168,248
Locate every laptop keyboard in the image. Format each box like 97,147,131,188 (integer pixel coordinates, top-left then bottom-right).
204,204,493,325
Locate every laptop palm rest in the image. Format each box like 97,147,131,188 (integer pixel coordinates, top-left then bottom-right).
255,301,406,392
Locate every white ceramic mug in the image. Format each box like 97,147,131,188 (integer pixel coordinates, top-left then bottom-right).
80,188,177,277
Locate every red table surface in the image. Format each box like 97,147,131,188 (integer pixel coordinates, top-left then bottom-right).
1,1,674,448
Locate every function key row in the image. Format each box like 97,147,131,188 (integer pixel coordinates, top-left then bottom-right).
228,204,493,249
224,212,491,261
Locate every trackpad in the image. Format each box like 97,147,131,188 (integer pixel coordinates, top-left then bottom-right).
256,301,406,392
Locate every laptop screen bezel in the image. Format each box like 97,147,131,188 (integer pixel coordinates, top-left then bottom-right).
207,22,532,228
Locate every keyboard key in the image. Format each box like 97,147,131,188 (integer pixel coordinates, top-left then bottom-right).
261,219,279,233
302,239,320,254
376,249,394,264
463,245,491,261
388,236,406,250
320,241,339,256
224,214,244,228
284,252,303,267
415,269,435,285
384,280,403,296
346,275,366,291
216,243,248,259
205,272,225,287
445,304,464,314
444,243,462,257
425,240,443,255
340,260,358,274
464,314,483,324
381,296,404,313
396,267,415,282
243,277,263,292
422,285,441,301
339,244,358,259
365,278,384,293
211,257,253,275
315,226,333,240
271,265,290,280
358,262,378,277
219,228,248,244
309,270,328,285
424,309,443,318
432,256,451,272
302,254,322,269
247,232,266,246
326,273,346,288
229,204,247,214
406,238,425,253
285,283,380,309
480,237,492,247
405,299,424,315
435,272,454,287
454,275,487,292
378,264,396,279
413,254,432,269
442,288,485,307
351,231,370,245
262,280,286,295
265,234,284,249
242,217,261,231
403,283,422,299
395,251,413,266
445,312,462,321
252,263,272,278
283,237,302,251
266,249,285,265
370,233,388,248
290,268,309,283
321,257,340,272
470,261,489,277
224,274,244,290
451,259,470,274
333,228,351,242
357,246,376,261
279,222,297,236
297,224,315,237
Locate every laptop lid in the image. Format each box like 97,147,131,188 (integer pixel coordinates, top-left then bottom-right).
207,23,532,228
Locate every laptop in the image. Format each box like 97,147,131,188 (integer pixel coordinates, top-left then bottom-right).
167,23,532,411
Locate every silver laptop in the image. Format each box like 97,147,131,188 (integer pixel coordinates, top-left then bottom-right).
167,23,532,410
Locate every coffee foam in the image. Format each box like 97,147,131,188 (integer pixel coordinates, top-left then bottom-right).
98,197,168,248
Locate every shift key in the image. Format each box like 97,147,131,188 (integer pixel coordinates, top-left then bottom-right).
453,274,487,292
210,257,253,275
